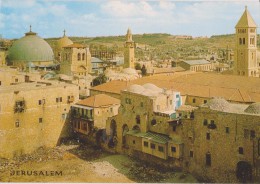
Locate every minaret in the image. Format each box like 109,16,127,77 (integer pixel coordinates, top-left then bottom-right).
234,6,258,77
124,28,135,68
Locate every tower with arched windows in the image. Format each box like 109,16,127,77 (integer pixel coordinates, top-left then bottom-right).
60,43,92,76
234,6,258,77
124,28,135,69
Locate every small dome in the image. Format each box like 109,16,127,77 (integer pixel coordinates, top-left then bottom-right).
128,84,145,94
143,83,163,92
8,29,54,64
244,103,260,114
122,68,137,75
57,36,73,50
141,89,158,96
206,98,230,111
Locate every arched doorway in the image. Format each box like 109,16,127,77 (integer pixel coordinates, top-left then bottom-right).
236,161,252,182
108,119,117,148
122,124,129,147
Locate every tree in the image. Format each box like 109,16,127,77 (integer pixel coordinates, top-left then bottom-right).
141,65,147,76
92,74,107,86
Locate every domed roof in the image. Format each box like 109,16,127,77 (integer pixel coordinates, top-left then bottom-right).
8,28,54,63
57,30,73,49
128,84,145,93
143,83,163,92
122,68,138,75
205,98,230,111
244,102,260,114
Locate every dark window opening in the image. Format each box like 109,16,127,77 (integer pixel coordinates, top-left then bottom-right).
173,125,177,132
192,98,196,103
190,151,194,158
38,100,42,105
206,132,210,140
136,115,141,124
133,140,135,144
203,119,208,126
206,153,211,166
144,141,148,147
15,120,20,128
39,118,43,123
226,127,230,134
171,146,176,152
151,119,157,126
204,100,207,104
239,147,244,154
158,146,164,152
151,143,155,149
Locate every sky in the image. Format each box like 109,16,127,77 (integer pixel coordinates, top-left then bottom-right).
0,0,260,39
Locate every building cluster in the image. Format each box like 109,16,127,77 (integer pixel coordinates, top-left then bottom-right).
0,6,259,183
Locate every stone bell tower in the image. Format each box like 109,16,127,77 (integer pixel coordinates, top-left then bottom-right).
124,28,135,68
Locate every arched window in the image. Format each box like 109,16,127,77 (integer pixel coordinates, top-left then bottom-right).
77,53,81,61
239,38,242,45
82,53,85,60
151,119,157,126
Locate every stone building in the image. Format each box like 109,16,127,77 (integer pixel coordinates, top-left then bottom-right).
234,6,258,77
179,59,212,72
7,26,55,70
60,43,92,76
181,98,260,183
70,94,120,145
55,30,73,61
0,80,79,158
124,28,135,69
105,83,182,162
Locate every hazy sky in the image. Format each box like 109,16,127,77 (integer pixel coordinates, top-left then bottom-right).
0,0,260,39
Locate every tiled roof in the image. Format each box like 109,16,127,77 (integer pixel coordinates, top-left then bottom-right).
76,94,120,108
90,72,260,103
183,59,210,65
126,131,170,144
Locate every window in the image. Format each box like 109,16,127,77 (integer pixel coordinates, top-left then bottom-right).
250,130,255,139
15,120,20,127
206,153,211,166
150,143,155,149
239,38,242,45
77,53,81,61
171,146,176,152
0,81,1,85
39,118,43,123
136,115,141,124
133,140,135,144
56,98,59,103
151,119,157,126
144,141,148,147
203,119,208,126
173,126,177,132
59,97,62,102
82,53,85,60
239,147,244,154
204,100,207,104
158,146,164,152
38,100,42,105
206,133,210,140
226,127,230,134
192,98,196,103
190,151,194,158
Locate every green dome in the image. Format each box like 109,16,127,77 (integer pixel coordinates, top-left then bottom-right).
8,31,54,63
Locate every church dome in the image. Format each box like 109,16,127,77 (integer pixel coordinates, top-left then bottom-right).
8,28,54,64
244,103,260,114
205,97,230,111
57,30,73,49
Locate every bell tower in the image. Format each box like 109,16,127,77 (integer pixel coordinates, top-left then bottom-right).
234,6,258,77
124,28,135,68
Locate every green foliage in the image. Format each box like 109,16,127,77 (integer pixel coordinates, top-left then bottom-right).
135,63,142,70
92,74,107,86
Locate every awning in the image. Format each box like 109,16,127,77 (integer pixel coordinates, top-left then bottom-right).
71,104,93,110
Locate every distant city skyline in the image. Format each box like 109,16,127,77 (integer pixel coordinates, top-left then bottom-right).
0,0,260,39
